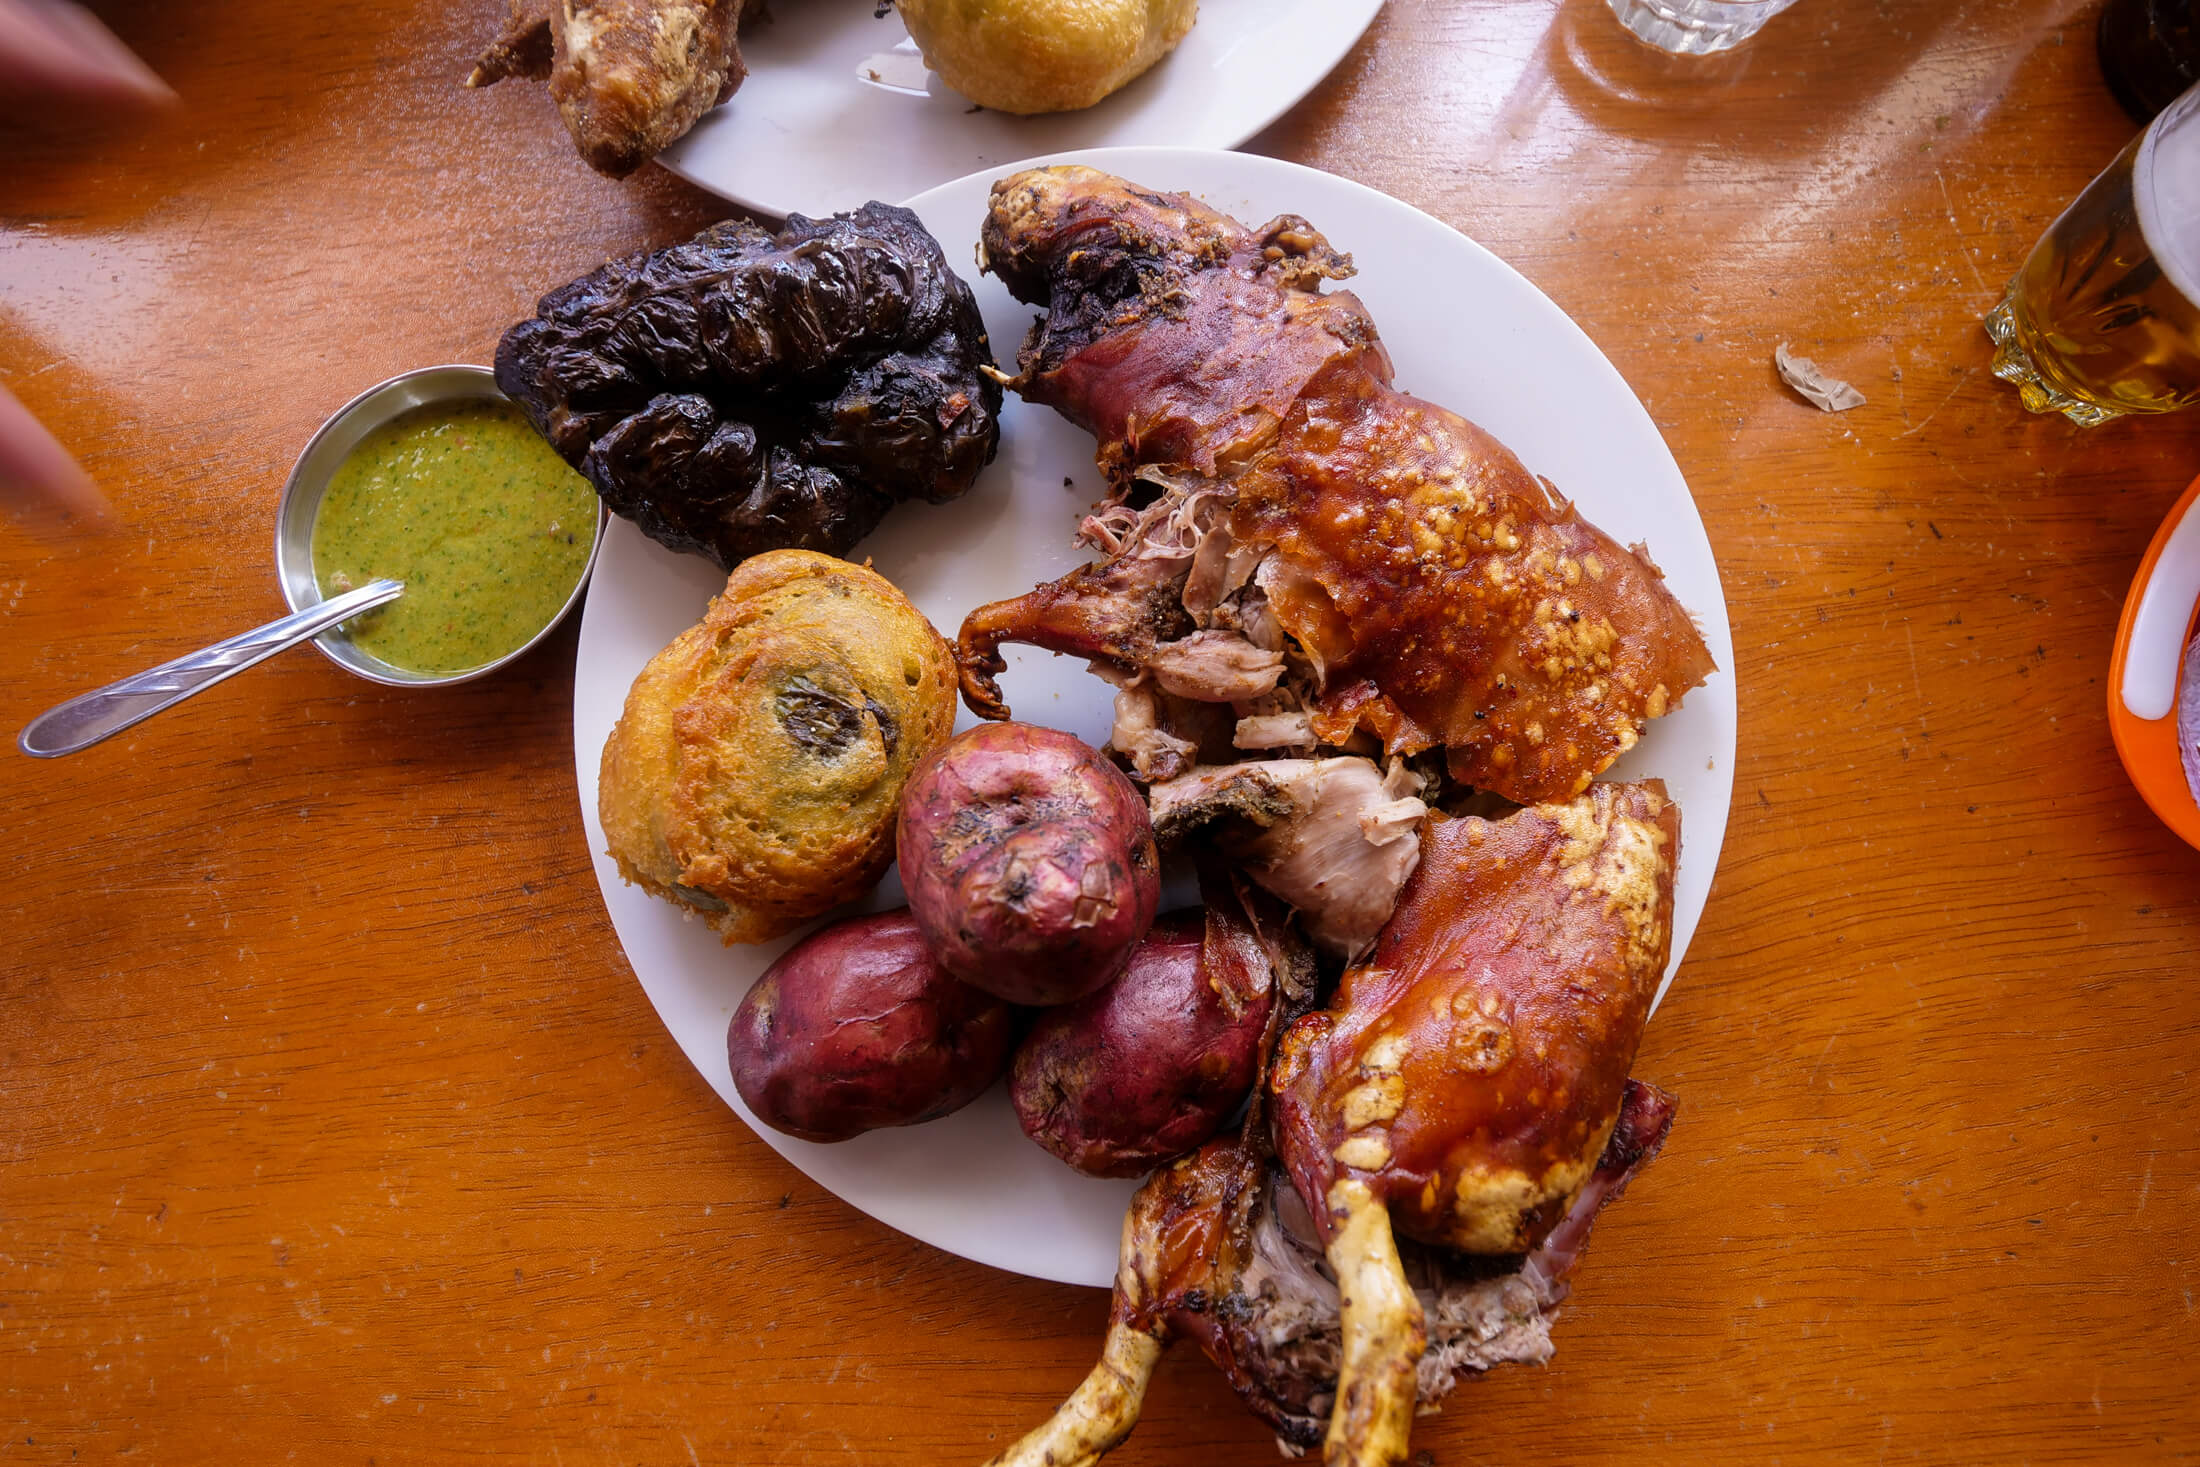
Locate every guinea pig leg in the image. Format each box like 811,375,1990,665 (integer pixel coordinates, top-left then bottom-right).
983,1323,1163,1467
1321,1179,1425,1467
983,1138,1264,1465
956,548,1193,721
984,1188,1172,1467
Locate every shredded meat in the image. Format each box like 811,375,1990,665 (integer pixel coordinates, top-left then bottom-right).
1232,710,1317,752
1146,631,1286,702
1111,679,1200,783
1148,757,1427,960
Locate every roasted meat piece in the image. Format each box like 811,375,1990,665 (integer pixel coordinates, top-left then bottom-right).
1270,780,1679,1465
1147,757,1427,961
984,781,1682,1467
497,204,1001,570
986,1081,1675,1466
468,0,758,179
959,166,1716,806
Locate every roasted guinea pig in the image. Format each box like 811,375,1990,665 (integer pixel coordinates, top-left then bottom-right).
497,203,1001,572
1269,780,1679,1465
986,783,1681,1467
987,1084,1674,1467
895,0,1199,114
468,0,762,179
958,166,1716,806
597,549,958,944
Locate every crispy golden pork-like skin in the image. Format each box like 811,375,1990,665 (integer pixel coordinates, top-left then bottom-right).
895,0,1198,114
1272,781,1679,1258
1269,781,1677,1466
598,550,957,944
962,167,1717,805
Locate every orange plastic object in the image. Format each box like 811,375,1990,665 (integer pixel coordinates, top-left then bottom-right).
2108,473,2200,851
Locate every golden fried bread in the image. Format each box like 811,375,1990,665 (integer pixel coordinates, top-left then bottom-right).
599,550,958,944
895,0,1198,115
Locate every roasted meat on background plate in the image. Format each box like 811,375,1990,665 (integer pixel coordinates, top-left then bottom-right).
958,166,1717,808
987,780,1682,1467
469,0,764,179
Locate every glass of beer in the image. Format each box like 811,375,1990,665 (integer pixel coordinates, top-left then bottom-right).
1985,83,2200,425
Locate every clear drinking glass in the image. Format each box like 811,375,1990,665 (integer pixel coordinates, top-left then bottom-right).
1605,0,1804,54
1984,82,2200,425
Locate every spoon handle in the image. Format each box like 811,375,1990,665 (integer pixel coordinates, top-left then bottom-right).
16,578,404,759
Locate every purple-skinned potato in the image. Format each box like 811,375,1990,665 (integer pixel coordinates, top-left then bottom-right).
728,909,1017,1143
1011,886,1281,1178
897,721,1159,1006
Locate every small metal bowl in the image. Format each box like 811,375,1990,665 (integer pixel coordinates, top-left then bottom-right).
273,364,608,687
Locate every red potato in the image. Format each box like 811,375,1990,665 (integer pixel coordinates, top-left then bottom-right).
727,910,1017,1143
1011,883,1286,1178
897,721,1160,1006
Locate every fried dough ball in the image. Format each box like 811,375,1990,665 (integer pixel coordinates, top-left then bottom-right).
599,549,958,944
895,0,1199,114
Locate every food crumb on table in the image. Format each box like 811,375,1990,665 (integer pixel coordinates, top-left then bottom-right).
1776,342,1868,411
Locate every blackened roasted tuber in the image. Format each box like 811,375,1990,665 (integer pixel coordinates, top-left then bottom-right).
495,204,1002,570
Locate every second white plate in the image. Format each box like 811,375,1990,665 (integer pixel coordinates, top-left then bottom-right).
655,0,1386,215
573,146,1738,1289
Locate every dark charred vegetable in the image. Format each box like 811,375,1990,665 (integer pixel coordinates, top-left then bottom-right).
496,203,1002,570
897,722,1159,1006
727,909,1017,1143
1010,892,1280,1177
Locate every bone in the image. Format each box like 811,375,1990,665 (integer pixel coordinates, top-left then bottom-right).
1320,1179,1425,1467
983,1322,1163,1467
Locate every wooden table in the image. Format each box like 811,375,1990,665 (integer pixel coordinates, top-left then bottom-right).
6,0,2198,1460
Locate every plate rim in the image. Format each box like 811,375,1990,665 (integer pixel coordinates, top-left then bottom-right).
571,144,1739,1288
653,0,1388,216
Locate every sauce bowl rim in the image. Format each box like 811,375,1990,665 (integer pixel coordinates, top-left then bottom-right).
272,363,608,689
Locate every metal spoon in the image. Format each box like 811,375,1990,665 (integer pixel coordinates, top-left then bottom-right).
17,578,403,759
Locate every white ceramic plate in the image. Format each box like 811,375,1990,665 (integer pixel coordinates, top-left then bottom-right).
572,147,1739,1289
654,0,1386,216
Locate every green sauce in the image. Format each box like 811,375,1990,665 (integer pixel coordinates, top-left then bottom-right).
311,399,597,675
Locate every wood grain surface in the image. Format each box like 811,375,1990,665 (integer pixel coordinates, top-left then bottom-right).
5,0,2199,1462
